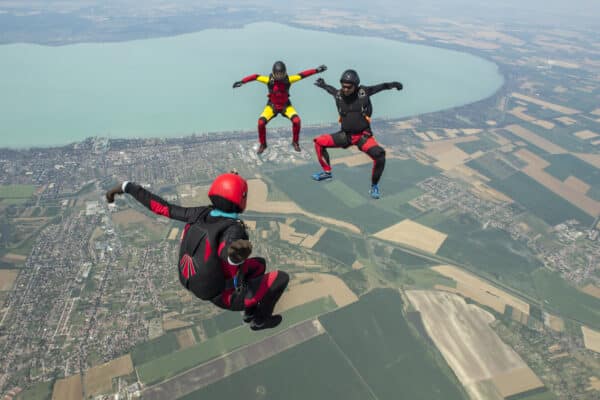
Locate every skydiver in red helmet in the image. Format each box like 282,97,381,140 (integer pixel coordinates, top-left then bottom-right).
105,172,289,331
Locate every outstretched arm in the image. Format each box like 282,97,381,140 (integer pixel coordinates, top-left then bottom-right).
233,74,269,88
364,81,403,96
289,65,327,83
314,78,338,96
106,181,209,223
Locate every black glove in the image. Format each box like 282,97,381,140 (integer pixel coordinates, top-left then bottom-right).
232,81,243,88
228,239,252,264
391,81,403,90
314,78,326,88
106,183,124,203
316,64,327,73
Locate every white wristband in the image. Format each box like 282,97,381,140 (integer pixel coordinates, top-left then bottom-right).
121,181,129,192
227,256,244,266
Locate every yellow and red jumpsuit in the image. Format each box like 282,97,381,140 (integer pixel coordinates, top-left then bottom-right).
240,68,321,145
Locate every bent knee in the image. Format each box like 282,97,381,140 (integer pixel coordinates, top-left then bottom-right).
258,117,267,127
367,146,386,160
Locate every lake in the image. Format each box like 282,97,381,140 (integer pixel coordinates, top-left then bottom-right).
0,22,503,148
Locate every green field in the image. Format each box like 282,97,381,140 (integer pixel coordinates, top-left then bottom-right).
0,184,36,199
486,172,594,226
268,159,439,234
181,334,376,400
506,388,558,400
402,268,457,289
391,248,436,268
417,213,542,295
201,310,244,338
312,229,356,266
455,135,501,154
131,331,180,366
532,269,600,330
137,297,337,385
320,289,467,400
467,153,518,180
543,153,600,185
289,219,320,235
15,380,53,400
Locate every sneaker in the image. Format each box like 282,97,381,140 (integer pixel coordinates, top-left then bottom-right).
292,142,301,152
312,171,332,181
257,143,267,155
369,184,381,199
250,315,283,331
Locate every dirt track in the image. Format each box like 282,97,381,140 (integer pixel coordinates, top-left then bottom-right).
142,320,324,400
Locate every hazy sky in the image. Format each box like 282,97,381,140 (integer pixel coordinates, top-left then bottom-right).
0,0,598,28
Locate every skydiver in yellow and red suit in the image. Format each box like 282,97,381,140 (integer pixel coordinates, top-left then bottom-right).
233,61,327,154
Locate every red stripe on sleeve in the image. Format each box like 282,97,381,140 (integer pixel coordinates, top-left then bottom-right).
150,199,170,217
299,69,318,77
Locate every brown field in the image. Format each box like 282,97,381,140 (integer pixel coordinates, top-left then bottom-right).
592,108,600,116
470,182,513,203
476,30,525,46
553,86,568,94
505,124,566,153
421,136,478,170
1,253,26,263
555,116,577,125
274,273,358,314
514,149,550,168
581,284,600,299
426,130,441,140
588,376,600,390
581,326,600,353
331,151,372,167
564,176,590,194
52,374,82,400
83,355,133,397
491,367,544,398
167,228,180,241
433,265,530,316
373,219,447,253
407,290,542,400
574,130,599,140
112,209,150,225
246,179,360,234
574,153,600,169
394,120,416,130
515,149,600,217
177,184,210,207
163,318,192,331
175,328,197,349
415,131,430,141
300,226,328,249
278,222,306,245
545,313,565,332
0,270,19,291
511,92,580,114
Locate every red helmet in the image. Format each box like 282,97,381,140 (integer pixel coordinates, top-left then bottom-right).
208,173,248,213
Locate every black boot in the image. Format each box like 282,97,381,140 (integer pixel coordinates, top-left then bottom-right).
242,306,256,324
250,315,282,331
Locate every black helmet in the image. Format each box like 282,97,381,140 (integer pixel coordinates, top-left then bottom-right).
272,61,287,75
340,69,360,86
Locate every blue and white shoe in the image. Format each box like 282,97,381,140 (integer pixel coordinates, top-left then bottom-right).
312,171,332,181
369,184,381,199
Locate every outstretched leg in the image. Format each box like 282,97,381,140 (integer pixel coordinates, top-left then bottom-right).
284,105,301,151
257,105,276,154
312,131,348,180
358,135,386,198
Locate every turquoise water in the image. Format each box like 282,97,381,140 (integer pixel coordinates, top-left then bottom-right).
0,22,503,148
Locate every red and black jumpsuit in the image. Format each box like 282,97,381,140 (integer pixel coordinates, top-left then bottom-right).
123,182,289,317
314,82,398,185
